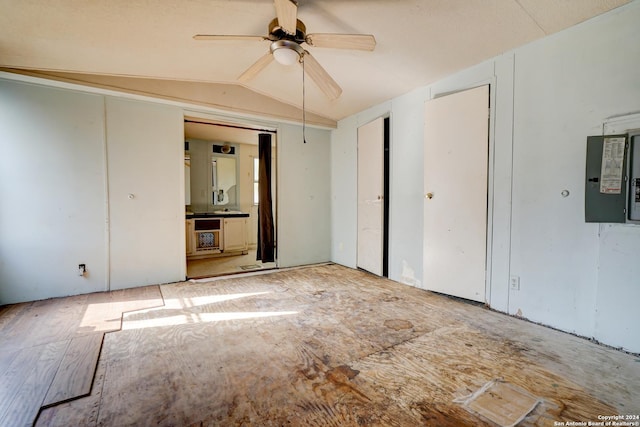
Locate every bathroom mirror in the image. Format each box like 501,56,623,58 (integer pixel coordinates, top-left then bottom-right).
211,155,237,207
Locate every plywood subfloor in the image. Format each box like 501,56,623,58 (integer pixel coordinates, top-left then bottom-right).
0,286,163,426
32,265,640,426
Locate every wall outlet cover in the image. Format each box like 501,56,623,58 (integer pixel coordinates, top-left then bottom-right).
510,276,520,290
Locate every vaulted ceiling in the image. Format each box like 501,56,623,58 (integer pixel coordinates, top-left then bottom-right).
0,0,631,127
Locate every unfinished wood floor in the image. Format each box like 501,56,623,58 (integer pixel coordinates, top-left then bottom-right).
0,286,164,426
5,264,639,426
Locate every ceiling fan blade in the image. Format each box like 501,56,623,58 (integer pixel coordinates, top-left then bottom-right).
193,35,268,42
306,34,376,51
274,0,298,35
302,51,342,100
238,52,274,82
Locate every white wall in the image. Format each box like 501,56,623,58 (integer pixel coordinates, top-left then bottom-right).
0,81,108,303
237,142,262,249
106,97,184,290
508,2,640,351
0,79,185,303
0,76,332,303
331,2,640,352
278,124,331,267
186,138,210,212
237,142,258,214
389,91,428,287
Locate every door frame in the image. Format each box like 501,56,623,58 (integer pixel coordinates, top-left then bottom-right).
182,114,279,279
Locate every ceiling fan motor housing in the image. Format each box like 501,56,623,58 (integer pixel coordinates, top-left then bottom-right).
268,18,307,64
268,18,307,43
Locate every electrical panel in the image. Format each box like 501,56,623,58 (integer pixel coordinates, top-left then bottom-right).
629,133,640,221
585,132,640,223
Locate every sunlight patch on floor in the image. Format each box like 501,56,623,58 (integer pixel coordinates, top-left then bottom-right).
121,310,298,330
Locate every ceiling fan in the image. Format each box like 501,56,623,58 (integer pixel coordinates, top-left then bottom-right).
193,0,376,100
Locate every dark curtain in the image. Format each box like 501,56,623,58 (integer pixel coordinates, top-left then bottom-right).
257,133,275,262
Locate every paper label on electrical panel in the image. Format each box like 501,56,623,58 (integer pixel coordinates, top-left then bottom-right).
600,137,625,194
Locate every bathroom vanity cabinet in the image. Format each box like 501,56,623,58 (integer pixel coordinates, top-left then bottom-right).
186,214,248,258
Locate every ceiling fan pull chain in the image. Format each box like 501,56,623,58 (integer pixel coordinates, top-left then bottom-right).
302,54,307,144
302,53,307,144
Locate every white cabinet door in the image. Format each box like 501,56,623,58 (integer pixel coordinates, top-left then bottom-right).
223,218,248,252
424,85,489,302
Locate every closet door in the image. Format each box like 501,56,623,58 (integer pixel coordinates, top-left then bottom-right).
357,117,384,276
424,85,489,302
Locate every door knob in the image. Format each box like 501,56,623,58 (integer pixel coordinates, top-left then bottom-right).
425,192,433,199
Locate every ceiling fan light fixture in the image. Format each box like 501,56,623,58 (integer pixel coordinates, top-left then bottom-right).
270,40,304,65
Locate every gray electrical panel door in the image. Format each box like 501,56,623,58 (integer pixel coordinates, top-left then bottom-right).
585,135,628,223
629,134,640,221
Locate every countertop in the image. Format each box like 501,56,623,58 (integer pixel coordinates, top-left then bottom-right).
186,211,250,218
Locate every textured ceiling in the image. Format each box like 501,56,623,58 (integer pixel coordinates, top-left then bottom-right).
0,0,631,124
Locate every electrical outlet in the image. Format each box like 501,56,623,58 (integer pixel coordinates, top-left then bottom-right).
510,275,520,290
78,264,86,277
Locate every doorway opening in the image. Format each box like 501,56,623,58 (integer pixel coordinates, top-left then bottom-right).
184,118,277,279
383,117,390,277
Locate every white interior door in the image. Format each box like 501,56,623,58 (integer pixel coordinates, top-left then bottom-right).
357,117,384,276
424,85,489,302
